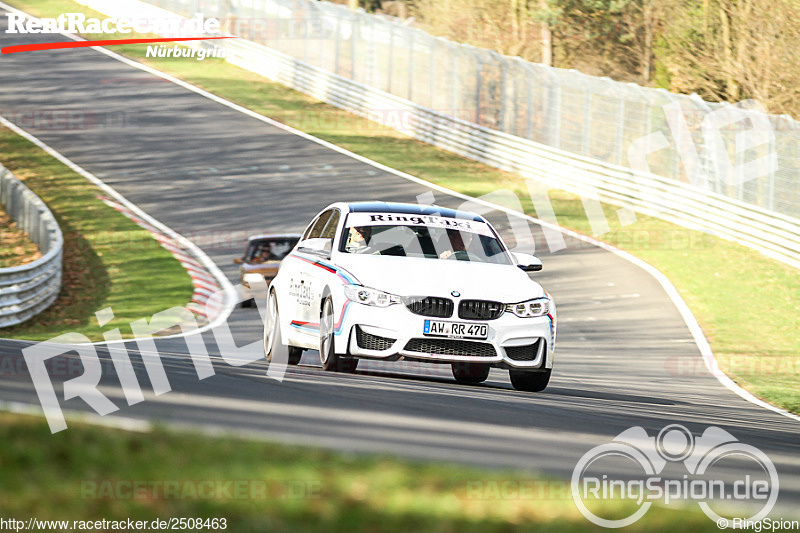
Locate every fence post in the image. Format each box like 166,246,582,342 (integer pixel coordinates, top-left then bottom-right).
545,69,561,148
407,29,415,102
766,117,779,211
249,0,256,40
334,14,341,75
366,17,377,88
450,45,458,117
319,8,326,68
350,12,357,80
303,9,309,64
475,54,483,125
616,93,626,166
495,52,507,132
429,37,436,110
524,62,534,140
629,83,653,171
387,25,394,94
582,77,591,156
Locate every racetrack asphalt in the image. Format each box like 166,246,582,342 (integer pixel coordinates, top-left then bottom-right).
1,13,798,515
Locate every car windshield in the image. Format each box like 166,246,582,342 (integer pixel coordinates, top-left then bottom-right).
246,238,299,262
340,213,512,265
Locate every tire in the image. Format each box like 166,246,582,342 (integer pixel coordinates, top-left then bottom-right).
509,369,551,392
451,362,490,384
264,291,302,366
319,296,358,373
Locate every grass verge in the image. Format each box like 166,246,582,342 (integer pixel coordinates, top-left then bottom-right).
0,126,194,341
0,206,41,268
0,411,721,532
7,0,800,413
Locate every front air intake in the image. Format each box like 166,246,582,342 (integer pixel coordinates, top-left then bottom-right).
458,299,504,320
404,297,454,318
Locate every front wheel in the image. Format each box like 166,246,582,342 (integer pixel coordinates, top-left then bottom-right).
509,369,551,392
264,291,302,366
320,296,358,373
451,362,490,384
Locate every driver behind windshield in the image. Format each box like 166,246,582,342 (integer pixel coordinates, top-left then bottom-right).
346,226,373,253
439,229,481,260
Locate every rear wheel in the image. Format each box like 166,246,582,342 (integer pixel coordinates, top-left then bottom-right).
264,291,302,365
320,297,358,373
451,363,490,384
509,369,551,392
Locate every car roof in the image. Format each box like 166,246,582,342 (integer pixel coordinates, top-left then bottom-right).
345,201,484,222
247,234,302,242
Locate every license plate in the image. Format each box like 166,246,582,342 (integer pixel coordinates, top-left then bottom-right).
423,320,488,340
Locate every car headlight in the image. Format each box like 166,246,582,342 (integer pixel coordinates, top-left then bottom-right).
344,285,402,307
505,297,550,318
243,273,265,284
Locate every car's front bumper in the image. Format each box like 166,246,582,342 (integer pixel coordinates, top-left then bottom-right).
339,300,555,370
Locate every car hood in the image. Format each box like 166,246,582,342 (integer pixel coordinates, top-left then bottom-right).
334,254,544,303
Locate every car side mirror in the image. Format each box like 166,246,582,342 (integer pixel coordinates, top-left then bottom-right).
233,257,243,264
297,238,332,258
512,252,543,272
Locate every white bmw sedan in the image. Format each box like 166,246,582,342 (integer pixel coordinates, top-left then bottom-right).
263,202,556,392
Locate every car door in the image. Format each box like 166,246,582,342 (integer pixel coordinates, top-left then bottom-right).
307,207,341,308
291,210,334,336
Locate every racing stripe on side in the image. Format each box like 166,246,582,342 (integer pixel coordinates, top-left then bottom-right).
288,253,359,284
290,300,352,336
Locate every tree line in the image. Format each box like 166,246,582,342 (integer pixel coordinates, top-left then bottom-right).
337,0,800,117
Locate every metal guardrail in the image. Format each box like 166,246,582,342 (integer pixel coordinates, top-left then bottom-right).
151,0,800,222
0,164,63,328
85,0,800,268
216,38,800,269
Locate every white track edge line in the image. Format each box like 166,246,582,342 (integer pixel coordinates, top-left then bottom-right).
1,1,798,424
0,116,237,346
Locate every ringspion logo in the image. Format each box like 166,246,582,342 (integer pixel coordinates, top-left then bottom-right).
571,424,779,527
1,11,234,55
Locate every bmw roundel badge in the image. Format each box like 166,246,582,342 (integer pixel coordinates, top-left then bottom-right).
451,291,461,297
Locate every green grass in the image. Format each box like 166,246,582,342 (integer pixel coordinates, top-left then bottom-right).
7,0,800,412
0,205,41,268
0,127,194,341
0,411,722,532
0,4,793,530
